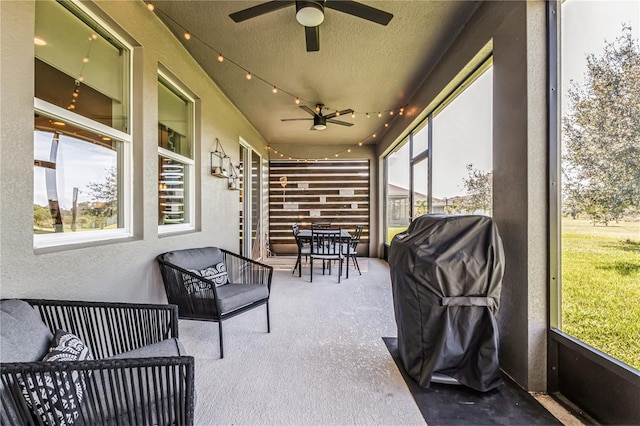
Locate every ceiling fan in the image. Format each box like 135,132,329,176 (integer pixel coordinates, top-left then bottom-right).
229,1,393,52
281,104,354,130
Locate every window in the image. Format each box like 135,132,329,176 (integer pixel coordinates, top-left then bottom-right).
33,0,131,248
383,59,493,245
385,139,410,243
432,66,493,216
158,74,195,231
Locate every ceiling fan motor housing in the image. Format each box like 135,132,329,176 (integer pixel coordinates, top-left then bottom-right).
296,1,325,27
313,115,327,130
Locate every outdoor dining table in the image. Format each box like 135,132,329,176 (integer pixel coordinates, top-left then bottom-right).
295,229,352,279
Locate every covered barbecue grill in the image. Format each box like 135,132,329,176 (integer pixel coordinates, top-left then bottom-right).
389,214,505,392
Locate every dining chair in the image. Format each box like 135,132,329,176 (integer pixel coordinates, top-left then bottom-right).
309,228,347,283
343,224,364,275
292,223,310,277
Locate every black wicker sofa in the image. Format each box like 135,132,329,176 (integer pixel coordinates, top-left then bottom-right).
0,299,195,425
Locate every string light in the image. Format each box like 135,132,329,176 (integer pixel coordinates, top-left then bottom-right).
82,57,90,63
384,123,389,127
145,3,409,136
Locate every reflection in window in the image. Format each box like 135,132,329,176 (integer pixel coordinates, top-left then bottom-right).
35,0,129,132
34,117,120,234
386,139,410,243
158,76,194,228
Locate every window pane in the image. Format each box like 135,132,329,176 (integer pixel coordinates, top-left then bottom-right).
158,79,193,159
559,0,640,369
386,139,410,243
412,121,429,158
34,116,120,234
35,0,129,132
432,67,493,215
157,77,193,228
158,157,187,225
412,158,428,219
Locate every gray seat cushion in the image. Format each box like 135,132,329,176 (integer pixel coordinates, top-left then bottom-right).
216,283,269,314
0,299,53,363
107,337,187,359
161,247,224,271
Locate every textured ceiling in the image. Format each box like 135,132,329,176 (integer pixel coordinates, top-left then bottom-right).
152,1,479,146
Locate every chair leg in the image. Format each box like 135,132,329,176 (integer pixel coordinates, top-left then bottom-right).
338,257,342,283
266,302,271,333
353,255,361,275
310,257,313,282
218,322,224,359
292,256,300,275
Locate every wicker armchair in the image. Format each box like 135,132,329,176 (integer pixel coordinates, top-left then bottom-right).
0,299,195,425
157,247,273,358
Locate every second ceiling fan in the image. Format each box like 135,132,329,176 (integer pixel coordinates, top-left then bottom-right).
229,1,393,52
281,104,354,131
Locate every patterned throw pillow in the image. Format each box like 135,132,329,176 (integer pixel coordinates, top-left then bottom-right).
182,262,228,294
21,329,93,425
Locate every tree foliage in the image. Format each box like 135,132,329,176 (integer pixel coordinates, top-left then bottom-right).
86,167,117,218
449,163,493,215
563,26,640,225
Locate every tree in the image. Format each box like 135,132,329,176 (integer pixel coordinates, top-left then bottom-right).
454,163,493,215
563,26,640,225
87,167,118,227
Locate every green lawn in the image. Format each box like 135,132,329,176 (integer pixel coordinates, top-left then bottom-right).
561,218,640,370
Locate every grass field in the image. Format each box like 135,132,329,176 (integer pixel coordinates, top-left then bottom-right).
561,218,640,370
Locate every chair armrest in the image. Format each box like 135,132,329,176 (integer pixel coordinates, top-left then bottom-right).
23,299,179,359
220,249,273,290
1,356,194,425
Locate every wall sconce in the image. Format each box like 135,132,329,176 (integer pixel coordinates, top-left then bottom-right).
228,162,240,190
211,138,229,177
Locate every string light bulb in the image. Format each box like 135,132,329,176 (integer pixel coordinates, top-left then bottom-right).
184,31,191,40
385,123,389,127
82,57,90,63
358,142,363,146
377,112,382,118
147,2,155,11
272,86,278,94
399,107,404,115
347,149,351,153
373,133,377,138
389,110,394,115
366,113,370,118
315,105,321,113
246,71,252,80
295,97,300,105
335,110,340,116
351,112,355,118
217,53,224,62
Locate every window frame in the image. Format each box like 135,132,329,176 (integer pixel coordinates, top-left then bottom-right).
157,70,196,235
33,0,133,250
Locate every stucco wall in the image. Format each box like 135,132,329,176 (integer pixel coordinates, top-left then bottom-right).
0,1,268,303
376,1,548,391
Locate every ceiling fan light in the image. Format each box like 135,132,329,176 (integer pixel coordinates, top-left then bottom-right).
296,2,324,27
313,123,327,130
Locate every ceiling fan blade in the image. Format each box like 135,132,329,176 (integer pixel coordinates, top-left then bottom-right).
281,118,313,122
327,119,354,127
304,25,320,52
324,108,354,120
299,105,317,116
325,1,393,25
229,1,294,23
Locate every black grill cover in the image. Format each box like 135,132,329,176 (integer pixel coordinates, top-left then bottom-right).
389,214,505,392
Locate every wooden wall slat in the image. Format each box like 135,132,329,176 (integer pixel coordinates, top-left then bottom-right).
269,159,370,256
